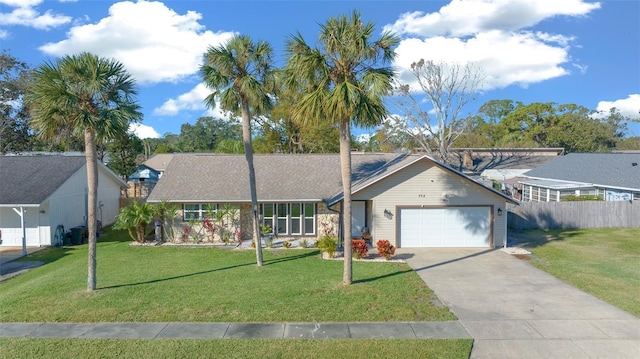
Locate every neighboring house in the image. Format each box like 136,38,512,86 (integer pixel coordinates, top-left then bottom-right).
147,153,516,248
447,147,565,177
126,164,161,198
142,153,175,177
446,148,565,200
519,153,640,202
0,155,128,247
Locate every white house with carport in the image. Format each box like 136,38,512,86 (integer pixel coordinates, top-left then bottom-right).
0,155,127,248
146,153,517,248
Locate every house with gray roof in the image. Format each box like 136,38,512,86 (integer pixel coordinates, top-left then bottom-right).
519,153,640,202
147,153,517,248
0,155,127,247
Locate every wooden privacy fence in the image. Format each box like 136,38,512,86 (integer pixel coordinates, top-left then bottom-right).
507,201,640,230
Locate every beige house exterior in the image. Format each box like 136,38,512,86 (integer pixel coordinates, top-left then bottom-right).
147,153,516,248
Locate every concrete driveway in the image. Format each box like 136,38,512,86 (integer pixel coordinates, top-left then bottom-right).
401,248,640,359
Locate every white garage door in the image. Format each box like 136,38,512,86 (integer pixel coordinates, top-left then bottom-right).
400,207,491,247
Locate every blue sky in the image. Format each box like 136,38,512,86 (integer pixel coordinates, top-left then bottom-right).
2,0,639,139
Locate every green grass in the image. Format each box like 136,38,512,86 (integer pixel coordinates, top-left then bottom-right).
513,228,640,317
1,228,454,323
0,338,473,359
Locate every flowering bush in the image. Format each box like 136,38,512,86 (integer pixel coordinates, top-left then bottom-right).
376,240,396,260
352,239,368,259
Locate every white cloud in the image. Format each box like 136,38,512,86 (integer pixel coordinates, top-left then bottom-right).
0,0,71,30
39,1,235,84
153,83,210,116
154,82,232,119
129,123,160,139
595,94,640,120
387,0,600,91
385,0,600,37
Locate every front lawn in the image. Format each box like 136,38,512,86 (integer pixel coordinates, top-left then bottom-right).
0,228,454,322
512,228,640,317
0,338,473,359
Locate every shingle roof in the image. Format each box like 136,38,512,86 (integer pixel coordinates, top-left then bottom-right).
147,153,410,202
143,154,175,172
447,148,564,173
0,155,86,205
148,152,517,205
523,153,640,190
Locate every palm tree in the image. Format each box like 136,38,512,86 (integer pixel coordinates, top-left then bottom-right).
200,35,275,266
284,11,399,284
27,52,141,291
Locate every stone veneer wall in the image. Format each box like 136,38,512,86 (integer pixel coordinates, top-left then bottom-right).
165,205,241,243
165,202,340,243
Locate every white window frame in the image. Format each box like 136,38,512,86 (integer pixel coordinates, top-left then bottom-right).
260,202,315,236
183,203,217,221
304,203,315,235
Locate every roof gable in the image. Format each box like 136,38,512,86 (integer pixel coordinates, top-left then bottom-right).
128,164,160,181
330,155,518,205
523,153,640,190
0,155,128,206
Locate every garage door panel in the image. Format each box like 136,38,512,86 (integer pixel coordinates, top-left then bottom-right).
400,207,490,248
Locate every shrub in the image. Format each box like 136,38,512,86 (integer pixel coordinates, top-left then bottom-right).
316,235,338,258
282,241,292,248
376,240,396,260
112,200,155,243
562,194,603,202
352,239,368,259
299,239,309,248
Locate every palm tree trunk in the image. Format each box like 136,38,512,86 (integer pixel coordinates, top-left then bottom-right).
85,128,98,291
339,120,352,285
241,99,263,266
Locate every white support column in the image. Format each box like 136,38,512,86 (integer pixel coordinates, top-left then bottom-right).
12,207,26,256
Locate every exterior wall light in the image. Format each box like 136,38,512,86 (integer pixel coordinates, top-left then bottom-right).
497,208,503,216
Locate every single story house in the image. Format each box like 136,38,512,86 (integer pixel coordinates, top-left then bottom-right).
0,155,127,247
147,153,517,248
520,153,640,202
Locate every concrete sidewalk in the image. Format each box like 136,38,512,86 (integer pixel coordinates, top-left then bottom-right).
402,248,640,359
0,321,470,340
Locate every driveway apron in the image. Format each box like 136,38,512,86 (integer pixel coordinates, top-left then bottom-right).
401,248,640,359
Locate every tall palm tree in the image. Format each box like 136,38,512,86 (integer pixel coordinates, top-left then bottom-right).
284,11,399,284
27,52,141,291
200,35,275,266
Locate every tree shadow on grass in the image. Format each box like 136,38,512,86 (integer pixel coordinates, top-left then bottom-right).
353,269,414,284
510,229,584,250
99,250,318,290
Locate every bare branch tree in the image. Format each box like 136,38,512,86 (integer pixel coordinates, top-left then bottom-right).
389,59,484,164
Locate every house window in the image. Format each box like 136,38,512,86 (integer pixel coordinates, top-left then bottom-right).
277,203,288,235
261,203,315,235
183,204,217,221
262,204,274,233
304,203,315,235
290,203,302,235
